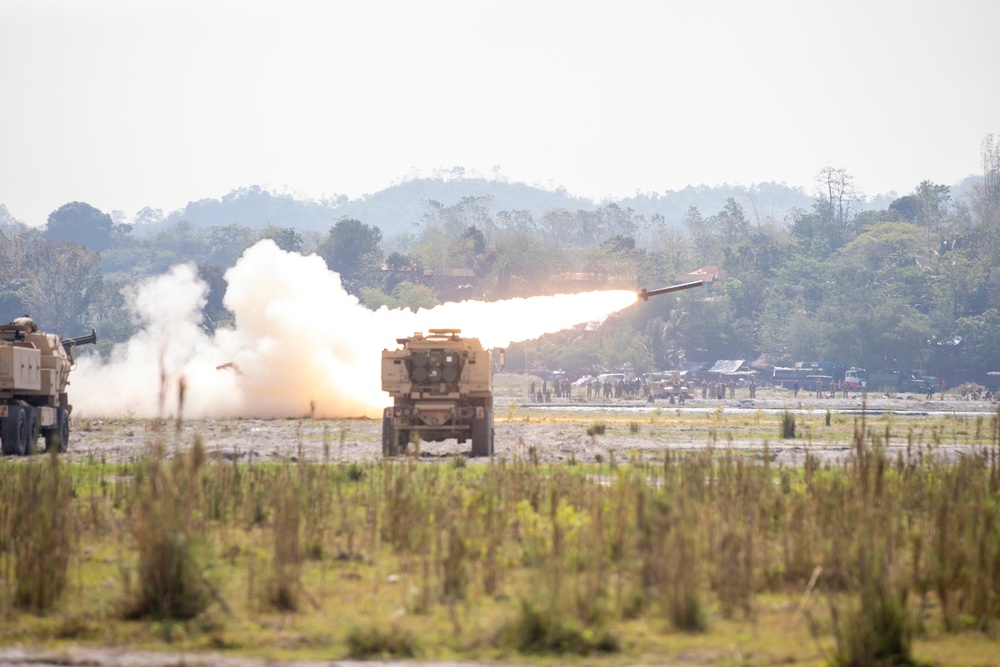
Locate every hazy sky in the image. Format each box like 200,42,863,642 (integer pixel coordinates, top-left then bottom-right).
2,0,998,227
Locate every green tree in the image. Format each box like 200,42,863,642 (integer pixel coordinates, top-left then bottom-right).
888,195,920,222
205,225,258,267
838,221,925,271
599,329,654,375
318,218,384,295
262,226,303,253
952,309,1000,373
44,202,113,251
27,240,103,335
361,281,439,311
712,198,750,246
482,231,564,298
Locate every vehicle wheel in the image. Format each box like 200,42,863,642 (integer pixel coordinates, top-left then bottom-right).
42,408,68,453
382,415,398,457
56,408,69,454
470,407,493,458
24,406,40,455
1,406,28,456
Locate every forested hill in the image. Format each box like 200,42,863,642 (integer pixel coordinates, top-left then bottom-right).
145,177,818,237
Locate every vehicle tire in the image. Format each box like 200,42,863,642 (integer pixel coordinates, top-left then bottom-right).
470,407,493,458
1,406,28,456
24,406,40,455
56,408,69,454
382,415,398,457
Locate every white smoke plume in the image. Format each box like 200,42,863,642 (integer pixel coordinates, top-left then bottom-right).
73,241,638,419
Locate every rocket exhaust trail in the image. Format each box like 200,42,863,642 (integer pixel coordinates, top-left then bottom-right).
73,241,639,419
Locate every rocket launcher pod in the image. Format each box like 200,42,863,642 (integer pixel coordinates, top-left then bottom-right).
637,280,703,301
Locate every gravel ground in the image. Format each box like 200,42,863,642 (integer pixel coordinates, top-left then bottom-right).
0,647,503,667
58,394,999,467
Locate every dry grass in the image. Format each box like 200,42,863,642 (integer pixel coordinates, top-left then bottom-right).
0,406,998,664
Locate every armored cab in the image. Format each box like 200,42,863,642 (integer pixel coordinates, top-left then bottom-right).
381,328,494,458
0,317,96,455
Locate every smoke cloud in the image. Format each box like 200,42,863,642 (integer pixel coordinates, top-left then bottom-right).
73,240,638,419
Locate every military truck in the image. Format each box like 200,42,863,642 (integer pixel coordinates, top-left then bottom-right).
381,328,494,458
648,371,693,403
867,369,937,394
0,317,96,455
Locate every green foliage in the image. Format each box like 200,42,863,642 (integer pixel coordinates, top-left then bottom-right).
0,235,102,334
9,453,74,611
45,201,113,251
499,599,619,655
318,218,384,295
345,624,418,658
261,226,303,252
122,447,210,620
838,221,925,271
4,154,1000,379
265,476,302,611
4,412,1000,659
780,411,796,438
599,329,654,375
361,281,439,311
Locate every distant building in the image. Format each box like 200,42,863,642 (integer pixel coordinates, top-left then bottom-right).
675,266,726,288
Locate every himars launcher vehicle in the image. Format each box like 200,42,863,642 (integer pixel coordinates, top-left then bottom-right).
381,329,495,458
0,317,96,455
379,281,702,459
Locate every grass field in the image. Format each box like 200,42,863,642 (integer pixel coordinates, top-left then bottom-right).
2,407,999,666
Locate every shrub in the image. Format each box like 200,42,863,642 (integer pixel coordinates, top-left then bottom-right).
265,479,302,611
829,580,915,667
586,422,607,437
499,599,618,655
780,411,796,438
345,624,418,658
11,452,75,611
122,449,210,620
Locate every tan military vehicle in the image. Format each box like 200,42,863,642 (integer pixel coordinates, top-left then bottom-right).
0,317,96,455
381,328,494,458
648,370,693,404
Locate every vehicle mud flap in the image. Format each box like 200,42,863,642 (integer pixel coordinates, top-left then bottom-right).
1,405,28,456
470,407,493,458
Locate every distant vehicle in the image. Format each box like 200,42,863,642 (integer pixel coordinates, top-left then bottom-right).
867,370,937,394
772,367,810,388
775,363,868,389
642,370,691,401
843,367,868,390
595,373,626,384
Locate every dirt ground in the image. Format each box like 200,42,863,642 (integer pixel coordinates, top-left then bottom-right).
60,393,999,467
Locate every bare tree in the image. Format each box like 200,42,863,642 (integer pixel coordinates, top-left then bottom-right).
815,165,862,228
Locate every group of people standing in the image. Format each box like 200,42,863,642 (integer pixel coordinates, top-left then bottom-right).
698,377,757,399
528,375,763,402
529,378,573,402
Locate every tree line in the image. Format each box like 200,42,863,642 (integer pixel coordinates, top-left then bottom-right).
2,138,999,385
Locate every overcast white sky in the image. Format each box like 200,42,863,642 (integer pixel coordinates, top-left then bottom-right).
2,0,998,227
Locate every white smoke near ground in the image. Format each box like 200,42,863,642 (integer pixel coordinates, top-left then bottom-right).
73,240,638,419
